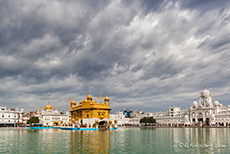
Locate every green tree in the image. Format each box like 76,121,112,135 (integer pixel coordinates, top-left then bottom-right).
140,117,156,123
27,116,39,124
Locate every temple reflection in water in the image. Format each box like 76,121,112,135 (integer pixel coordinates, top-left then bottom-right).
69,130,111,153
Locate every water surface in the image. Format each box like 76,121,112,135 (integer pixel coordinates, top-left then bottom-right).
0,127,230,153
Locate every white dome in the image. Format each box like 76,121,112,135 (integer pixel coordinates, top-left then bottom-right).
193,100,198,105
219,103,223,107
192,100,198,107
201,87,210,96
54,110,59,114
214,100,219,107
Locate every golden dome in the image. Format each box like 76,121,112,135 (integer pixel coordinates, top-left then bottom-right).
83,98,87,102
71,101,76,105
87,94,93,100
45,102,53,110
104,96,110,101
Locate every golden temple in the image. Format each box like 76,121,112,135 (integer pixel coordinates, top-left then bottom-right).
70,94,111,125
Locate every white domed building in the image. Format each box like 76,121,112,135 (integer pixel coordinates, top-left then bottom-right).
153,87,230,126
35,102,70,126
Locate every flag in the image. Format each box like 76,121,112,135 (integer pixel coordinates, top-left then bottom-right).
68,97,71,102
99,95,101,99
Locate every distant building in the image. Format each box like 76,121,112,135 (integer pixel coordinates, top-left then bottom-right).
110,111,126,125
153,87,230,126
123,109,132,117
110,110,152,126
34,102,70,126
23,111,37,124
0,107,24,127
26,111,37,118
131,110,145,118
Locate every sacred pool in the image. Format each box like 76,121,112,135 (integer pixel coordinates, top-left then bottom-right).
1,127,230,153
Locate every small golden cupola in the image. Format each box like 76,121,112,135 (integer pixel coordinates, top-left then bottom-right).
45,102,53,110
87,94,93,100
104,96,110,102
71,101,76,106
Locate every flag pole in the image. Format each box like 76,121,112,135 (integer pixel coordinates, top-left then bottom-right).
68,97,71,112
99,94,101,103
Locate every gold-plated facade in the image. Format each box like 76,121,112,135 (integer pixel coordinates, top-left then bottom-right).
70,94,111,123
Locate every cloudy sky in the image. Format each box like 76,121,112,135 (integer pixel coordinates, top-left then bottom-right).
1,0,230,113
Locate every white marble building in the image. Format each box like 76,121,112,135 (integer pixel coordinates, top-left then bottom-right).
110,111,127,125
0,107,24,127
153,87,230,126
35,102,70,126
110,110,152,126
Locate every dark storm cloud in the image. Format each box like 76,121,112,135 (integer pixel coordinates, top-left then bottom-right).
0,0,230,113
180,0,230,13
